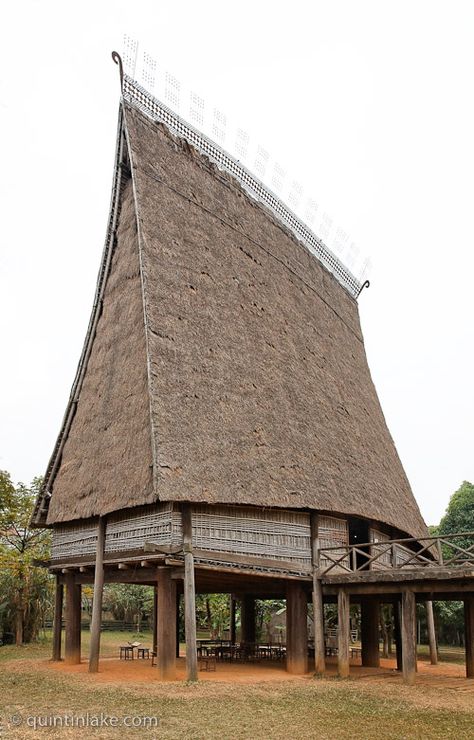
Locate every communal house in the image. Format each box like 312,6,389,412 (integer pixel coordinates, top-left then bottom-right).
32,53,474,685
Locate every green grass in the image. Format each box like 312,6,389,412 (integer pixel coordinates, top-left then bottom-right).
1,636,473,739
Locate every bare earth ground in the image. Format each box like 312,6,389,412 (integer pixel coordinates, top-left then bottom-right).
1,636,473,739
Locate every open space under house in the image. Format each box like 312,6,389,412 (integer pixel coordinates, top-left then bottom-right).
32,52,474,686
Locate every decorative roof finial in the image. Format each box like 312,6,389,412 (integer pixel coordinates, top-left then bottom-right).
356,279,370,298
111,51,124,88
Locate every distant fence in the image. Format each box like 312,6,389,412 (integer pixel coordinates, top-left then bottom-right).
42,620,153,631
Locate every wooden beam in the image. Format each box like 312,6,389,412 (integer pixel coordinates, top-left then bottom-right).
322,580,474,598
323,566,474,586
426,600,438,665
286,581,308,674
176,592,181,658
64,573,81,665
337,588,350,678
52,576,63,661
394,601,402,671
464,595,474,678
152,585,158,654
156,569,177,680
361,598,380,667
88,517,106,673
182,505,198,681
401,589,417,685
310,513,326,674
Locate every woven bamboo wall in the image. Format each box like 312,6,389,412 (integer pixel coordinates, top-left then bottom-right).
51,522,98,560
105,503,182,553
318,515,349,572
51,504,353,571
369,527,392,570
191,504,311,567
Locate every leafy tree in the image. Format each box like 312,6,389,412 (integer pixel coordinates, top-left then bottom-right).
256,599,285,642
0,470,16,529
103,584,154,632
438,481,474,548
432,481,474,646
0,475,53,644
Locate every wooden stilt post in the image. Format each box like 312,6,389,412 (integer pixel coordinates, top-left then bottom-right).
52,576,63,661
241,596,256,644
426,600,438,666
89,517,106,673
64,573,81,665
310,512,326,675
230,595,236,644
176,592,181,658
182,505,198,682
152,586,158,654
286,581,308,674
394,601,402,671
361,597,380,667
401,589,416,685
464,595,474,679
337,588,350,678
156,568,177,680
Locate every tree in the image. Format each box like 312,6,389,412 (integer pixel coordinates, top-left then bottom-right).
432,481,474,646
438,481,474,547
103,584,154,631
0,471,15,529
0,474,53,644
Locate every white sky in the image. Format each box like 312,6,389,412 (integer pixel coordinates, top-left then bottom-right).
1,0,473,526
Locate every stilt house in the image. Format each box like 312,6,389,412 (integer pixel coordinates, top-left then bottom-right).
32,56,474,684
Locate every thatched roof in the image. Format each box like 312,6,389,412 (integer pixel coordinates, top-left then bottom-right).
33,93,428,539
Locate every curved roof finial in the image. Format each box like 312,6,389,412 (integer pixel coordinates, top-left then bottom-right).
356,279,370,298
111,51,124,89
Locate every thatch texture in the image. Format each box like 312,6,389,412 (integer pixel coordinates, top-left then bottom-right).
46,178,154,524
41,100,427,539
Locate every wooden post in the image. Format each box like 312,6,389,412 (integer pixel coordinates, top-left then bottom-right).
401,589,417,685
152,586,158,654
361,597,380,667
176,592,181,658
241,596,256,644
52,576,63,661
182,505,198,681
88,517,106,673
310,512,326,674
394,601,402,671
337,588,350,678
64,573,81,664
426,600,438,665
230,595,236,644
286,582,308,674
156,568,177,680
464,595,474,678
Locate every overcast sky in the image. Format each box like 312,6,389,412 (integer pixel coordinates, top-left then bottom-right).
1,1,473,526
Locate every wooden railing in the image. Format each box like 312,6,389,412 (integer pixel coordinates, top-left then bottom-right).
318,532,474,576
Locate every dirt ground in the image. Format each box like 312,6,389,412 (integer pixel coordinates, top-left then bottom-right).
46,654,474,705
3,652,474,739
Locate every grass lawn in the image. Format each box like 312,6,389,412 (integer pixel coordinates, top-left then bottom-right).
1,634,473,739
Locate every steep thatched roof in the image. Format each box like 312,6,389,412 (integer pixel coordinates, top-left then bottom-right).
33,92,428,539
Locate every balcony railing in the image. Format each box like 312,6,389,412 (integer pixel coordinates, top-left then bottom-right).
318,532,474,576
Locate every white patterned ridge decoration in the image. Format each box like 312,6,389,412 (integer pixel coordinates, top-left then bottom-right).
122,75,363,299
